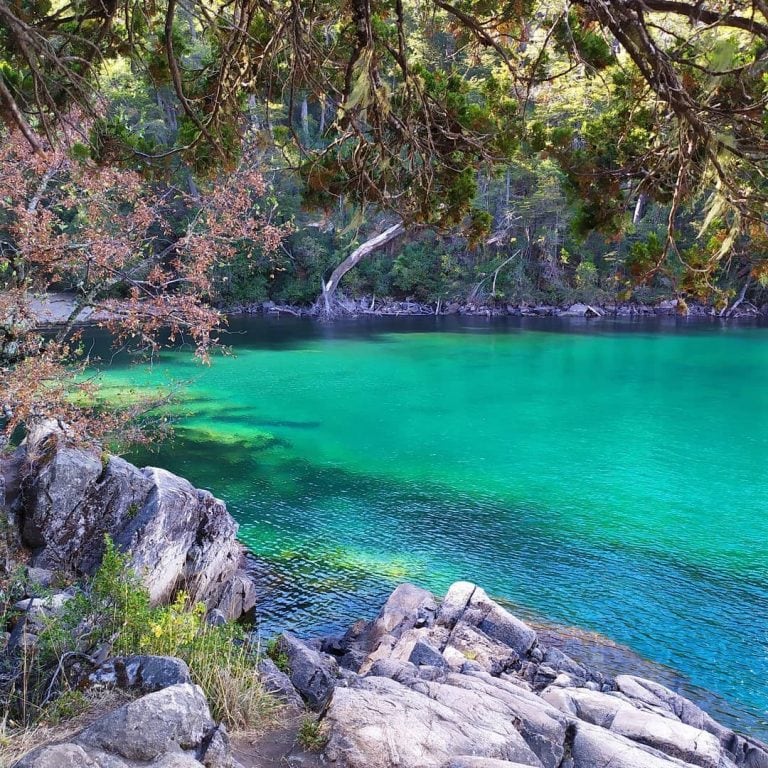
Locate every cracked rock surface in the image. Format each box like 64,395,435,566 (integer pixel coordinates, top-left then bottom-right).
279,581,768,768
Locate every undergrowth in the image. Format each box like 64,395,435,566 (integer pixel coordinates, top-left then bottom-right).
1,538,279,747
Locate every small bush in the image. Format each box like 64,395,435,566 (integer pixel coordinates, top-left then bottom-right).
265,637,290,673
4,538,279,736
297,715,327,751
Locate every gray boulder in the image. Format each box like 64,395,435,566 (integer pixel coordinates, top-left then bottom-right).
258,656,304,709
78,684,213,762
458,585,538,657
13,683,235,768
14,744,103,768
11,423,255,620
88,655,192,693
276,633,338,710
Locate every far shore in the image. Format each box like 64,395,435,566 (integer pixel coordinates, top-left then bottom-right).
27,291,768,330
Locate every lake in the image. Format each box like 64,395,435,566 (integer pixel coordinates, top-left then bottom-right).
93,315,768,737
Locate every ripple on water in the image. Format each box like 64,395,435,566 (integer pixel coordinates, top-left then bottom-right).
101,316,768,739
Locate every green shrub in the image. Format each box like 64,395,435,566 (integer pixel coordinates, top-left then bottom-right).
265,637,290,673
297,715,327,751
7,538,278,735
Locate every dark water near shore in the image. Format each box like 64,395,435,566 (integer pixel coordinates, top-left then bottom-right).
94,316,768,738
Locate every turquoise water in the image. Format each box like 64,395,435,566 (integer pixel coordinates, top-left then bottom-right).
96,316,768,736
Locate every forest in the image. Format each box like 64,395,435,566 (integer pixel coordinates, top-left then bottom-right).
2,4,768,765
3,0,768,439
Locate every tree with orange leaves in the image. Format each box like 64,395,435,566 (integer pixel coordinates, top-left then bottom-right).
0,128,284,447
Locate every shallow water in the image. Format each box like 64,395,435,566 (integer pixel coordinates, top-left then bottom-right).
95,316,768,737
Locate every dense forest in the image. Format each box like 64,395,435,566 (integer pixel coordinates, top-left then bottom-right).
3,0,768,438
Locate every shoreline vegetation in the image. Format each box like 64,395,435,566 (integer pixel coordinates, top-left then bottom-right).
27,292,768,331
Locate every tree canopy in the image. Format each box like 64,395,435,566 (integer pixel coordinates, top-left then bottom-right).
3,0,768,441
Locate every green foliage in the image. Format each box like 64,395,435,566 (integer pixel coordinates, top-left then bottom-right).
265,637,290,673
6,538,278,733
40,690,88,725
626,233,664,282
297,716,328,751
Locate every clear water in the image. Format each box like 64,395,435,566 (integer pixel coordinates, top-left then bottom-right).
94,316,768,737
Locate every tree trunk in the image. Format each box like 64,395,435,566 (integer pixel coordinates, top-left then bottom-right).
301,95,309,138
321,222,405,314
633,193,648,224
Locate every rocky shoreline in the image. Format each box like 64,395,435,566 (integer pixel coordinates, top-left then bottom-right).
24,292,768,330
267,582,768,767
2,435,766,767
227,296,768,321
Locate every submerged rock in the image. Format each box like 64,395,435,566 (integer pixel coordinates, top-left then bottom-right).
6,422,255,620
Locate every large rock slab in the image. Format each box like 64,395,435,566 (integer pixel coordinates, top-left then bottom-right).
570,721,699,768
610,706,721,768
323,675,544,768
11,423,255,620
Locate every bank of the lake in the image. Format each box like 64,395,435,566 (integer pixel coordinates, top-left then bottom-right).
89,315,768,739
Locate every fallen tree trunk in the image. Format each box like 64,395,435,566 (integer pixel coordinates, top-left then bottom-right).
321,222,405,315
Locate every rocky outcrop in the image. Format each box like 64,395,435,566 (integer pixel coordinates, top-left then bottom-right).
13,683,237,768
296,581,767,768
0,423,255,620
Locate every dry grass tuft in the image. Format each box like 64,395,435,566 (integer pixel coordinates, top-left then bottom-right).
0,689,133,766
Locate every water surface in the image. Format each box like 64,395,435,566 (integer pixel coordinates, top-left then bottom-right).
96,316,768,737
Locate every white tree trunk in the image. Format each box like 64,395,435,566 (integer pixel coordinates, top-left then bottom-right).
321,222,405,313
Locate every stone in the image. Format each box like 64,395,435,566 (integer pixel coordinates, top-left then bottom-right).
542,647,586,679
610,706,721,768
322,675,544,768
276,633,338,710
614,676,726,738
258,657,304,709
78,683,214,762
563,303,602,318
25,567,53,589
369,582,438,639
88,655,192,693
444,761,541,768
10,424,255,620
437,581,477,629
199,724,236,768
150,756,205,768
408,639,448,669
12,682,239,768
444,620,520,676
13,743,102,768
570,721,696,768
461,586,538,657
542,685,628,728
438,672,567,768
